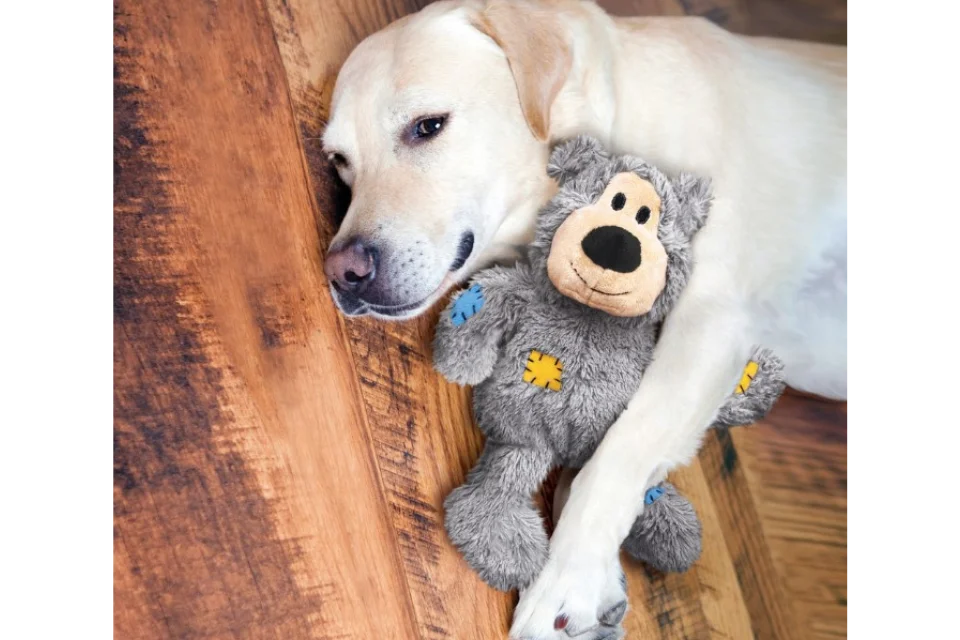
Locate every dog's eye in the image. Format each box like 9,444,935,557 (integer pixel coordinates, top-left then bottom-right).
611,192,626,211
412,116,446,140
328,152,349,168
636,206,651,224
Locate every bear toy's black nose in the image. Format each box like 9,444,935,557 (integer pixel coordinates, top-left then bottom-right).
581,225,642,273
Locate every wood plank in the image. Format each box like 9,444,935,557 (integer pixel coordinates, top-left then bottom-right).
699,390,847,640
597,0,846,45
670,460,757,640
731,393,847,640
700,426,803,640
263,2,512,638
598,0,753,35
114,0,421,637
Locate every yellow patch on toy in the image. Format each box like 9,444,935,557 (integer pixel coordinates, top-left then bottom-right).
523,350,564,392
735,360,760,394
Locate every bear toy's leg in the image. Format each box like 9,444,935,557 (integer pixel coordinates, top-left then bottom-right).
443,441,555,591
621,482,702,573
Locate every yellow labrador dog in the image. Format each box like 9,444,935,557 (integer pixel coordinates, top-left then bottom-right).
322,1,845,637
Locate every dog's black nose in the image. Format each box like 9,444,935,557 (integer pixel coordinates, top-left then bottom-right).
581,225,642,273
324,237,380,294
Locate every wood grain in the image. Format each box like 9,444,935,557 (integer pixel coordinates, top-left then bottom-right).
730,394,847,640
115,1,847,638
264,1,515,638
114,0,421,636
598,0,846,45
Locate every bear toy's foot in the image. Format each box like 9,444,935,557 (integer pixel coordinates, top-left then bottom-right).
621,482,702,573
443,483,548,591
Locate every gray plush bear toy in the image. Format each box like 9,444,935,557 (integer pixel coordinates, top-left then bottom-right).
433,136,785,600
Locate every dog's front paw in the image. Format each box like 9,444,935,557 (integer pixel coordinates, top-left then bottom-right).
510,553,627,640
444,485,548,591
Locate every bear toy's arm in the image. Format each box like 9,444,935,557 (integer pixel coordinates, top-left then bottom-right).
712,348,787,428
432,264,528,386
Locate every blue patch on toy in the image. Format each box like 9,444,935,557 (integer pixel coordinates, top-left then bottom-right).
451,284,485,327
644,486,665,505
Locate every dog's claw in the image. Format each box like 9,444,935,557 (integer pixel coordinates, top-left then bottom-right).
599,600,627,626
510,555,628,639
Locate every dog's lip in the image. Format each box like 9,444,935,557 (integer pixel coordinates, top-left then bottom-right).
571,263,631,297
365,296,435,315
330,285,368,316
332,273,456,318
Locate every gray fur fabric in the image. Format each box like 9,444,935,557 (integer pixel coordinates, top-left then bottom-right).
713,348,787,428
434,136,785,597
620,482,702,573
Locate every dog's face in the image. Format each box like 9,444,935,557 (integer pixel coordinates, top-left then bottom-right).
321,4,563,319
321,1,580,319
547,172,668,317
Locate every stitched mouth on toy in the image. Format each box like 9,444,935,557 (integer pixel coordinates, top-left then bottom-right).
571,263,631,297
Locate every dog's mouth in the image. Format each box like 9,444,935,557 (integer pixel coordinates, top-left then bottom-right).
572,263,631,297
332,283,449,319
334,293,433,319
331,229,475,319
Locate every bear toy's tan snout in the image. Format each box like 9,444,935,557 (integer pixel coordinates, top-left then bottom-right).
547,172,669,317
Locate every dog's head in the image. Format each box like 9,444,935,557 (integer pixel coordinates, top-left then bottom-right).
321,1,597,319
532,136,712,321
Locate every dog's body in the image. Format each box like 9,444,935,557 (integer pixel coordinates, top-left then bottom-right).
322,1,845,637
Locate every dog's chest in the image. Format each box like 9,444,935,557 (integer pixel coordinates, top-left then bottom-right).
473,298,655,466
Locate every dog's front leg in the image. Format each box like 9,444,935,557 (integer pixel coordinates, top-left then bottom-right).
510,280,751,639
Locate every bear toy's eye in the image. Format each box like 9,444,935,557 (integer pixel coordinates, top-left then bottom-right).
636,206,651,224
611,192,626,211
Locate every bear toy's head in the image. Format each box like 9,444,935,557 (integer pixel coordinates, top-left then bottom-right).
529,136,713,322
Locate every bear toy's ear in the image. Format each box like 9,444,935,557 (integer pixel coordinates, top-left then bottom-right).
641,172,712,324
670,173,713,240
546,135,609,186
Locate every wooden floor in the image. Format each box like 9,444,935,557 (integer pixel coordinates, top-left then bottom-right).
114,1,846,638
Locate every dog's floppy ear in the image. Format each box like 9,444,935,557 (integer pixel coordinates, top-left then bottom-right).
670,173,713,239
471,0,572,142
547,135,608,186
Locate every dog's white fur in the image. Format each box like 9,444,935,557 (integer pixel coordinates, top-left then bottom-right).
324,1,845,637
